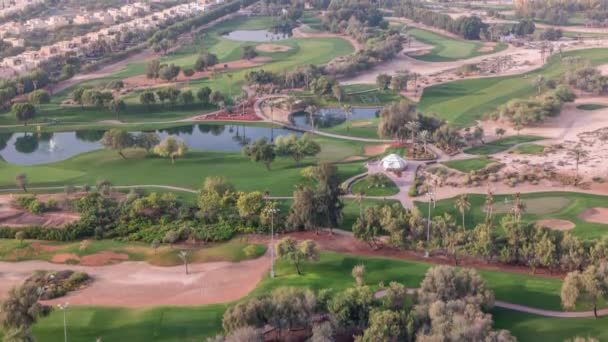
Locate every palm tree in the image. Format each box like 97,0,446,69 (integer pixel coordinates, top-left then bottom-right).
454,194,470,230
178,250,190,275
533,75,545,94
406,121,420,147
419,130,430,155
510,192,526,222
569,144,588,186
356,191,364,218
484,186,494,225
306,105,318,131
342,104,353,131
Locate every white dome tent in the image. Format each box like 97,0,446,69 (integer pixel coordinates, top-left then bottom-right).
380,153,407,172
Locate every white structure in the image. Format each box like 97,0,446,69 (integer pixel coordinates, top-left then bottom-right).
380,154,407,172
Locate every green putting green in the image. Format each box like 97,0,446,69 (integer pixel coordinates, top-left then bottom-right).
407,28,507,62
512,143,546,155
464,135,544,155
418,48,608,127
442,156,495,172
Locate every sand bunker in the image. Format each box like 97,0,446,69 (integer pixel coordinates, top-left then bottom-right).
478,42,497,53
364,144,390,156
536,219,575,231
256,43,291,52
580,208,608,224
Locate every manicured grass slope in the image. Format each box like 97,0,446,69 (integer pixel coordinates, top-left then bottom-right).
442,156,494,172
0,148,365,196
351,174,399,196
31,251,598,341
464,135,544,155
408,28,506,62
419,48,608,127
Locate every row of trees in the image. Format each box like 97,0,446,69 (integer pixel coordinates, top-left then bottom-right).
353,192,608,275
100,129,188,163
215,265,514,341
242,134,322,169
396,4,487,39
139,86,221,109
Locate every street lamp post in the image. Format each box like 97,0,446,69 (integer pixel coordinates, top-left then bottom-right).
425,189,434,258
268,208,280,278
57,302,69,342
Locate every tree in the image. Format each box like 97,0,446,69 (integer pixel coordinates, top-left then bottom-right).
569,144,588,186
210,90,225,105
561,263,608,318
274,134,321,165
242,137,276,170
417,266,494,309
454,194,470,230
180,90,194,106
197,87,212,104
352,264,365,286
510,192,526,222
376,73,392,90
146,59,162,79
236,191,265,219
154,136,189,164
163,230,180,246
331,83,344,103
311,162,344,233
275,237,319,275
241,45,258,60
15,173,27,192
495,127,506,138
533,75,545,94
15,231,25,246
101,129,134,159
194,52,218,71
139,91,156,109
178,250,190,275
356,310,408,342
353,206,383,249
107,99,126,120
135,132,160,154
182,68,195,77
27,89,50,105
151,239,160,254
12,103,36,125
159,64,181,81
328,285,374,328
0,284,50,341
377,100,417,142
391,74,409,91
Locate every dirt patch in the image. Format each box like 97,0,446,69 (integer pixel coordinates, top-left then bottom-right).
256,43,291,52
351,120,372,127
0,194,81,228
340,156,366,162
31,242,62,253
364,144,390,156
478,42,497,53
580,208,608,224
81,251,129,266
51,253,80,264
536,219,575,231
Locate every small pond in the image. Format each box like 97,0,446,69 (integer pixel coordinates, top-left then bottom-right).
223,29,290,42
0,124,300,165
290,107,380,130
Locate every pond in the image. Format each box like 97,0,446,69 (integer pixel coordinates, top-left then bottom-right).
223,29,290,42
290,107,380,130
0,124,300,165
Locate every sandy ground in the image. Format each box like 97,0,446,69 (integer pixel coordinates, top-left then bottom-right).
536,219,575,231
364,144,390,156
580,208,608,224
477,96,608,181
0,251,270,307
0,194,80,228
123,57,271,88
256,43,291,52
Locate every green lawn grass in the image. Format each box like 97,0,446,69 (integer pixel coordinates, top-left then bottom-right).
464,135,544,155
0,148,366,196
351,174,399,196
418,48,608,127
512,143,545,155
415,192,608,240
408,28,507,62
442,156,494,172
